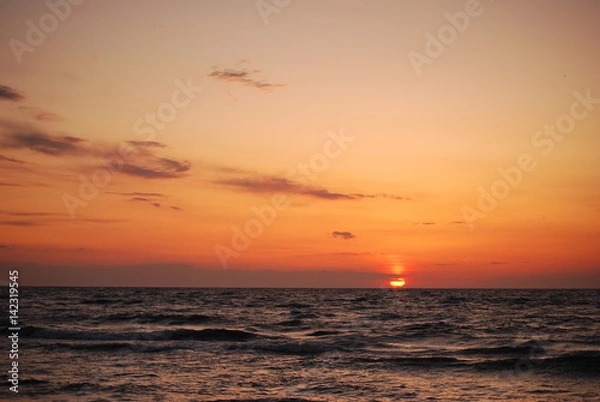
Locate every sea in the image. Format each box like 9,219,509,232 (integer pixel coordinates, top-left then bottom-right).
1,288,599,401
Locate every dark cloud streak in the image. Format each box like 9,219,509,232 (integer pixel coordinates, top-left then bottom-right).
0,85,25,102
213,175,408,202
332,231,356,240
208,67,284,92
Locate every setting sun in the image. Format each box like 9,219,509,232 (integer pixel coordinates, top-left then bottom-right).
390,278,406,288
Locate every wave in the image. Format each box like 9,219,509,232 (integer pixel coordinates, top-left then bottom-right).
365,356,463,367
206,399,321,402
395,321,457,336
467,350,600,375
81,298,115,305
460,344,547,356
273,319,305,327
25,326,257,342
230,340,330,356
50,341,194,353
306,330,341,337
103,312,217,325
541,350,600,375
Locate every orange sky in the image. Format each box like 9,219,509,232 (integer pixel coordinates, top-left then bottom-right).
0,0,599,287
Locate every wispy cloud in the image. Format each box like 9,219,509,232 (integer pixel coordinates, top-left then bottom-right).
35,112,63,122
77,218,127,224
0,122,191,180
213,174,409,202
113,191,182,211
0,181,47,187
18,106,64,122
129,197,152,202
115,140,191,179
0,85,25,102
0,154,26,164
0,211,59,217
126,141,167,148
214,176,353,200
0,210,126,226
0,124,89,156
121,159,190,179
208,64,284,93
0,220,38,226
332,231,356,240
108,192,166,198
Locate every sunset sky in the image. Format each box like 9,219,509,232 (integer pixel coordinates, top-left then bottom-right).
1,0,599,287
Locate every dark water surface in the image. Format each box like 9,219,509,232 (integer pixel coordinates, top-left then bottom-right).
2,288,599,401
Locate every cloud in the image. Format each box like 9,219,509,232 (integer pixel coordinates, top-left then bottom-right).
0,181,47,187
0,211,59,217
332,231,356,240
108,192,165,197
0,220,38,226
158,157,190,173
213,175,407,202
0,126,89,156
17,107,64,122
122,194,176,210
0,154,26,164
372,193,411,201
214,176,353,200
0,85,25,102
113,191,181,210
77,218,126,224
77,218,127,223
0,210,125,226
490,261,508,265
119,149,190,179
0,122,190,180
121,159,190,179
35,112,63,122
126,141,167,148
208,66,284,93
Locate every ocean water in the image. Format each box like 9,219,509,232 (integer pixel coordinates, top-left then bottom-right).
2,288,599,401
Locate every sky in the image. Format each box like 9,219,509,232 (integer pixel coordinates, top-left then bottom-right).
0,0,599,287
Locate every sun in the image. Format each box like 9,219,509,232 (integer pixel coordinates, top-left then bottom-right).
389,278,406,288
